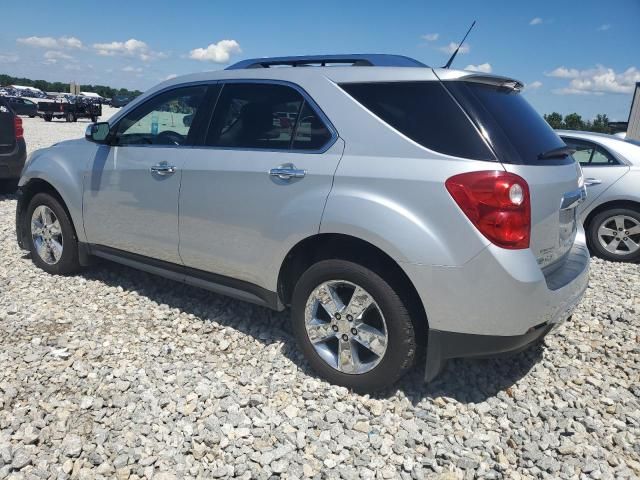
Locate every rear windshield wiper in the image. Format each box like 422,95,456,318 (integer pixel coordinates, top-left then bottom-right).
538,146,575,160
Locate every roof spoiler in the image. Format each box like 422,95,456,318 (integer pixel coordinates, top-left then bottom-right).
434,70,524,92
226,54,428,70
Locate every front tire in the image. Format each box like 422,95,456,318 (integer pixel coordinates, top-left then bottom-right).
291,259,417,392
26,193,81,275
588,207,640,262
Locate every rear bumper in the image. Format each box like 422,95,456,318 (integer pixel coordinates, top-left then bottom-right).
0,138,26,179
401,231,590,380
425,322,554,381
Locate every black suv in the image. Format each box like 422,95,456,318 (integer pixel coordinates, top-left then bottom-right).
0,98,27,187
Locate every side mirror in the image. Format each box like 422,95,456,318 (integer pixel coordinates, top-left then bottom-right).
85,122,111,144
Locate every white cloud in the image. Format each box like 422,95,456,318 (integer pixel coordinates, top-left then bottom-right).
526,80,543,90
0,53,19,63
94,39,146,56
93,38,166,61
122,66,143,73
438,42,470,55
17,36,83,49
43,51,74,64
464,62,492,73
188,40,241,63
546,66,581,78
421,33,439,42
529,17,543,25
548,65,640,95
597,24,611,31
164,73,178,80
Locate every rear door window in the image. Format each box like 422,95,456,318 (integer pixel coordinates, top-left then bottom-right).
292,102,332,150
207,83,301,150
339,81,494,160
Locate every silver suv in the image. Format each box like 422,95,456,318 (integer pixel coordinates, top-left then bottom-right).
16,54,590,392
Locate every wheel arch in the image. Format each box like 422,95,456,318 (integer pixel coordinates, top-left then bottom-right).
277,233,428,343
584,199,640,232
18,179,81,251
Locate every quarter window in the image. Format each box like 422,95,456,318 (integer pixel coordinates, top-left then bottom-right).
340,81,495,160
114,85,207,146
206,83,332,151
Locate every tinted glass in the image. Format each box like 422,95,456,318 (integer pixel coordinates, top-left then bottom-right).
340,81,494,160
447,82,567,165
207,83,304,149
292,102,332,150
114,85,207,146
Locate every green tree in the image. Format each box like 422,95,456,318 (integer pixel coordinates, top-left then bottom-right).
563,113,585,131
0,72,142,98
591,114,611,134
544,112,564,129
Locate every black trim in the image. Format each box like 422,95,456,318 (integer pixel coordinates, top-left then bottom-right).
425,323,554,381
87,244,283,311
628,82,639,125
15,187,27,250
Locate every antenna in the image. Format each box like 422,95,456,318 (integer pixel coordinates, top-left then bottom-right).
443,20,476,69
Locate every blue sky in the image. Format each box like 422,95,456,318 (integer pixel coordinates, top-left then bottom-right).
0,0,638,120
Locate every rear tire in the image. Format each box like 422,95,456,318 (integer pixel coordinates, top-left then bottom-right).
291,259,417,392
44,115,52,122
26,193,81,275
587,207,640,262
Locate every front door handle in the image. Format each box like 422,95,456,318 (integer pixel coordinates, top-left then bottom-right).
150,163,176,176
584,178,602,187
269,163,306,180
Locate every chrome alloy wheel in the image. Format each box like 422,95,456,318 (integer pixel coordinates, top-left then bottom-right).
31,205,64,265
597,215,640,256
304,280,388,375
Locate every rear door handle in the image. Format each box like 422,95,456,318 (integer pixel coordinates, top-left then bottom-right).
584,178,602,187
150,163,176,175
269,163,306,180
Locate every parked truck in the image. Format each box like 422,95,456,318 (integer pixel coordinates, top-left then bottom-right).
38,96,101,123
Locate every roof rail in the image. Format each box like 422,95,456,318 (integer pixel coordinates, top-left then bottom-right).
225,54,428,70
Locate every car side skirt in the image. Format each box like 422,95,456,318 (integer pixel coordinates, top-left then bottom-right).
87,244,284,311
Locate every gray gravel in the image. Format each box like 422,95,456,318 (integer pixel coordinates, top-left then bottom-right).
0,117,639,479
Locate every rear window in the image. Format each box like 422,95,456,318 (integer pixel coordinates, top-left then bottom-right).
446,81,568,165
339,81,494,160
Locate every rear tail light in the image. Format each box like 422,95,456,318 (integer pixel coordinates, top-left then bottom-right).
14,116,23,140
445,170,530,249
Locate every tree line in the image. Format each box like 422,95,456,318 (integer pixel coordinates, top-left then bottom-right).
543,112,613,134
0,74,142,99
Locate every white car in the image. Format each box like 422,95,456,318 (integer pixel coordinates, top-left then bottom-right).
558,130,640,262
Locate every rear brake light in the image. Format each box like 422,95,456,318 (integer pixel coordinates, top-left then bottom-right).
445,171,530,249
14,116,23,140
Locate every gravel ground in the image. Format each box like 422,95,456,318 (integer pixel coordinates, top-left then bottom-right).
14,106,119,152
0,115,639,479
